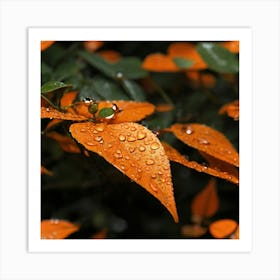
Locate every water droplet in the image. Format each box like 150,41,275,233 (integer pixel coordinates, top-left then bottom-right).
137,168,142,173
150,183,158,193
129,147,135,153
145,167,151,172
186,128,193,135
130,127,137,131
158,171,163,175
137,131,146,140
51,219,59,224
127,136,136,142
116,72,124,79
198,138,209,145
95,136,103,142
124,156,130,160
138,145,146,152
120,165,126,170
130,163,135,167
108,144,112,148
46,108,50,112
146,159,154,165
86,141,95,146
114,153,122,159
151,142,160,150
92,130,98,134
118,134,126,142
95,126,104,132
80,128,86,132
123,124,129,129
161,178,166,183
151,174,157,179
163,166,169,171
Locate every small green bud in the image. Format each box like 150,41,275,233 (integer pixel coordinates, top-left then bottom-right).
88,102,99,114
98,107,115,119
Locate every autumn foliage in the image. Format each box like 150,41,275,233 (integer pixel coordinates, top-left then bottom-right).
41,41,239,239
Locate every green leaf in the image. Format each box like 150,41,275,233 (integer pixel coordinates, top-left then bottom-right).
172,57,194,69
41,81,72,94
121,79,146,101
93,75,129,100
52,61,84,81
196,43,239,73
114,57,148,79
98,107,115,118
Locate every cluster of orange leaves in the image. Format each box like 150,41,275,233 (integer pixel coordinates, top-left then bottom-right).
41,90,239,224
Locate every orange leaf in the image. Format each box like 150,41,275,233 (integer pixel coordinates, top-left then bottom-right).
60,91,78,107
169,123,239,167
181,224,207,238
47,131,81,153
219,100,239,121
230,226,239,239
200,151,239,184
41,106,88,121
155,104,175,112
98,50,121,63
91,228,108,239
168,42,207,70
162,142,238,184
83,41,104,52
69,122,178,222
142,53,180,72
191,178,219,219
41,219,80,239
209,219,238,239
185,72,216,88
41,166,53,176
41,41,55,51
45,119,63,130
219,41,239,53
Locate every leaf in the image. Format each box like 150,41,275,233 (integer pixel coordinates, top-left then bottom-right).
191,178,219,219
219,100,239,120
230,226,239,239
155,104,175,112
41,81,72,94
209,219,238,239
91,228,108,239
98,50,121,63
168,123,239,167
83,41,104,52
172,57,194,69
219,41,239,53
162,142,238,184
41,166,53,176
41,41,55,51
196,42,239,73
181,224,207,238
121,79,146,101
46,131,81,153
69,122,178,222
41,219,80,239
185,71,216,88
142,53,180,72
41,106,88,121
60,91,78,107
168,42,207,70
93,75,129,100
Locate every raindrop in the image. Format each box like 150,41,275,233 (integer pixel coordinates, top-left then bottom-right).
51,219,59,224
95,126,104,132
138,145,146,152
80,128,87,133
46,108,50,112
151,142,160,150
158,171,163,175
86,141,95,146
146,159,155,165
129,147,135,153
124,156,130,160
137,131,146,140
198,138,209,145
114,152,123,159
127,136,136,142
95,136,103,142
151,174,157,179
186,126,193,135
108,143,112,148
118,134,126,142
116,72,124,79
120,165,126,170
137,168,142,173
130,163,135,167
123,124,129,129
163,166,169,170
130,127,137,131
150,183,158,193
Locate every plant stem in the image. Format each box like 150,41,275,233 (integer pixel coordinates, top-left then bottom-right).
41,94,61,111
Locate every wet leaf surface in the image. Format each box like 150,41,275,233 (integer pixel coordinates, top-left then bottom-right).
41,219,80,239
41,81,72,94
191,178,219,219
209,219,238,239
69,122,178,222
162,142,238,184
169,123,239,167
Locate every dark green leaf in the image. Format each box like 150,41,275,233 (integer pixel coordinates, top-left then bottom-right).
78,80,103,101
52,61,84,81
98,107,115,118
172,57,194,69
93,75,129,100
121,79,146,101
197,43,239,73
41,81,72,94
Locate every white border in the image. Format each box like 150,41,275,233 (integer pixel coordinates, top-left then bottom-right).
28,27,252,253
1,1,279,279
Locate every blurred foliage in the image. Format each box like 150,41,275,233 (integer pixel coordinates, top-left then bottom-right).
41,41,239,239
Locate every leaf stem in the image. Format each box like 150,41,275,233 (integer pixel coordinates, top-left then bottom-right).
41,94,61,111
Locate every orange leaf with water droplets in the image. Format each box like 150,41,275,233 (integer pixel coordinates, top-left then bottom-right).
209,219,238,239
181,224,207,238
169,123,239,167
41,166,53,176
162,142,238,184
41,41,55,51
47,131,80,153
219,100,239,121
200,151,239,184
41,106,88,121
98,50,121,63
219,41,239,53
83,41,104,52
191,178,219,219
168,42,207,70
142,53,180,72
41,219,80,239
69,122,178,222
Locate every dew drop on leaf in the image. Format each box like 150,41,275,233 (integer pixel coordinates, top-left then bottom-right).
146,159,155,165
118,134,126,141
137,131,147,140
138,145,146,152
151,142,160,150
